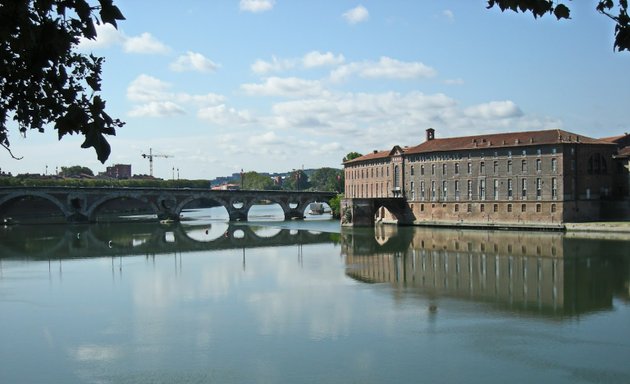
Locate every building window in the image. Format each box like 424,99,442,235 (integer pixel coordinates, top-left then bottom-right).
551,158,557,172
480,204,485,212
410,181,415,200
420,181,425,200
552,177,557,199
442,163,447,176
507,160,512,173
455,180,460,200
431,164,435,175
455,163,460,174
521,204,527,212
493,179,499,200
467,180,473,200
522,178,527,199
508,150,512,158
431,181,436,200
536,158,541,172
410,165,414,176
493,161,498,174
455,204,459,212
420,165,424,176
536,204,542,213
479,179,486,200
552,147,557,154
551,203,556,213
480,161,485,174
467,162,472,174
536,178,542,200
507,204,513,212
537,148,542,156
493,204,498,212
522,160,527,173
442,181,448,201
467,204,472,213
508,179,513,199
522,149,527,156
421,204,424,212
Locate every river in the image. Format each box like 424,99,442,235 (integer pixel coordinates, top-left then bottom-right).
1,207,629,383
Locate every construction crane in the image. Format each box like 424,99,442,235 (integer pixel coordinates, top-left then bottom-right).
141,148,172,177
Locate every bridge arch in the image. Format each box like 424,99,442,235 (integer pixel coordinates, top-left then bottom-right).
0,191,70,222
86,194,159,222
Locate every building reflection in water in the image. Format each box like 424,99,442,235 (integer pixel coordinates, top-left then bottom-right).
342,225,630,318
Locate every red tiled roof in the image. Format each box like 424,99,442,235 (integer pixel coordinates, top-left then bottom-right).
344,145,404,164
404,129,610,155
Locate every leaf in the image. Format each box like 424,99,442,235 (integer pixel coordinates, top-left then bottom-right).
554,4,570,19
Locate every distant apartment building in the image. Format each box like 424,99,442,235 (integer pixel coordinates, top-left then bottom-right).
343,128,630,226
103,164,132,179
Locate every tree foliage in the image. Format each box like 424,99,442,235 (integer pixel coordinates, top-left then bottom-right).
309,167,343,192
487,0,630,51
284,169,310,191
343,152,363,162
60,165,93,177
242,171,275,190
0,0,125,162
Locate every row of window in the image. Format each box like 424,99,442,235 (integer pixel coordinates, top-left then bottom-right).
409,158,558,177
409,178,558,201
418,202,557,214
347,177,559,200
407,147,559,163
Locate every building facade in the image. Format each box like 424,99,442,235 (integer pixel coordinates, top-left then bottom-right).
344,128,629,227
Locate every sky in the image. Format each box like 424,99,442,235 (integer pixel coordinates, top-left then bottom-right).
2,1,629,180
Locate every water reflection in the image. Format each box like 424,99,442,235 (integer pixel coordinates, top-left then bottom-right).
0,222,336,261
341,226,630,318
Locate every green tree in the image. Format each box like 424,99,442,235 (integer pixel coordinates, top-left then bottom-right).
1,0,125,162
487,0,630,52
242,171,274,190
60,165,93,177
310,167,343,192
343,152,363,162
284,169,310,191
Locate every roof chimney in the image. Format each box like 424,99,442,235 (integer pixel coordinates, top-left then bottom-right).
426,128,435,141
373,150,378,154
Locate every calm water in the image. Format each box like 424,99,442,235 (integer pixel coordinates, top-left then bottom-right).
1,208,629,383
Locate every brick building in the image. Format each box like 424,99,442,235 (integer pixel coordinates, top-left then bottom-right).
102,164,132,179
344,128,630,227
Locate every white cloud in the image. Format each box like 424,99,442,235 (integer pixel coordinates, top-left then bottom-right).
170,51,220,73
464,101,523,119
302,51,345,68
127,74,172,103
197,104,253,126
240,0,275,13
126,74,226,118
444,78,464,86
241,77,326,98
251,56,297,74
343,5,369,24
77,23,124,50
443,9,455,22
123,32,170,54
330,56,437,82
128,101,186,117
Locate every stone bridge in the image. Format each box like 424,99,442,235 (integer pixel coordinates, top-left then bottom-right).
0,186,337,223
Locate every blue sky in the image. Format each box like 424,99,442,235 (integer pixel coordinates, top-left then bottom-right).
3,0,629,180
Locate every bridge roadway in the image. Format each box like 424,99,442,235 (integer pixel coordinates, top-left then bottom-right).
0,186,337,223
0,222,335,260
